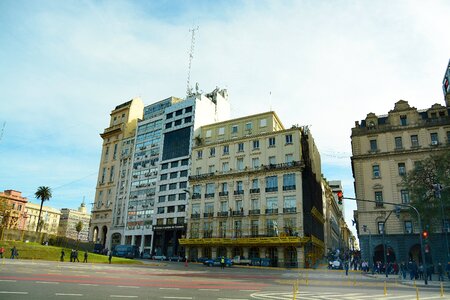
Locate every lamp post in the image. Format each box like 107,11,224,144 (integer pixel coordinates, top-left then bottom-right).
363,225,372,274
433,183,449,263
382,210,394,278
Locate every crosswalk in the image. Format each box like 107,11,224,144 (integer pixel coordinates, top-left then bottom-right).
250,291,445,299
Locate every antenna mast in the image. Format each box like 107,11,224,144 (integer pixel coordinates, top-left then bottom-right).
186,26,199,97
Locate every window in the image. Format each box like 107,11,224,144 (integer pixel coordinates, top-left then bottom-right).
162,163,169,170
378,222,385,234
251,220,259,237
236,158,244,170
375,191,383,207
171,161,178,168
221,182,228,193
109,166,115,182
251,198,259,209
253,140,259,149
206,130,212,138
166,112,173,119
404,221,413,234
283,196,296,209
158,196,165,203
206,183,215,197
260,119,267,127
236,181,243,192
372,165,380,178
231,125,238,134
266,219,277,236
165,123,172,129
266,176,278,192
431,132,439,145
235,200,243,211
160,185,167,192
400,115,407,126
245,122,252,130
174,119,182,126
238,143,244,152
223,145,229,155
168,194,176,201
113,143,118,160
160,174,167,180
234,220,242,238
179,181,187,188
398,163,406,176
219,221,227,237
411,135,419,147
205,202,214,213
157,218,164,225
370,139,378,152
197,150,203,159
283,173,296,190
285,154,293,165
195,166,200,175
220,201,228,212
157,207,165,214
101,168,106,183
178,193,186,201
268,137,276,147
218,162,228,173
175,109,182,116
167,206,175,213
170,172,177,179
447,131,450,144
185,106,192,113
181,159,189,166
252,157,260,169
209,147,215,157
395,137,403,150
169,183,177,190
218,127,225,135
252,179,259,189
184,116,192,123
400,190,410,204
208,165,215,173
180,170,188,177
191,203,200,214
285,134,293,144
104,146,109,159
178,205,185,212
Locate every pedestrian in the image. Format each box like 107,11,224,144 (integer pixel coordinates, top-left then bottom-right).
83,251,88,263
14,248,18,259
70,249,74,262
437,263,444,281
74,250,80,262
418,263,423,279
446,262,450,281
60,249,65,262
220,256,225,269
400,262,407,280
108,250,112,264
184,256,188,267
10,246,16,259
345,260,349,276
427,265,433,281
0,246,4,258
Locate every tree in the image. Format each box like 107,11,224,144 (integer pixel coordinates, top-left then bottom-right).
34,186,52,232
403,151,450,232
75,221,83,240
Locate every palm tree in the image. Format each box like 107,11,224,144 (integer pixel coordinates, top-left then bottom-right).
34,186,52,232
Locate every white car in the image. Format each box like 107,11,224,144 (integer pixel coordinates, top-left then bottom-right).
152,255,167,261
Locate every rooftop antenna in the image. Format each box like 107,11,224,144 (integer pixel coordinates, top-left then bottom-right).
186,26,199,97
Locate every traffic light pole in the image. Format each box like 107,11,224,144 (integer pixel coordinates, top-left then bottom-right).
343,197,428,285
382,210,394,278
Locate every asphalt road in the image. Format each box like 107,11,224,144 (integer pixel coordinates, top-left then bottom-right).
0,259,447,299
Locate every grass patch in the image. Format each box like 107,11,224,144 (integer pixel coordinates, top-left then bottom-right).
0,240,142,265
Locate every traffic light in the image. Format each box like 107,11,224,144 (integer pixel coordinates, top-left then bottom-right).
337,191,343,205
422,230,429,241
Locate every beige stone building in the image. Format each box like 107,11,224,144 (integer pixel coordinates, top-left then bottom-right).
179,111,324,268
0,190,28,230
25,202,61,235
58,202,91,241
90,98,144,248
351,98,450,265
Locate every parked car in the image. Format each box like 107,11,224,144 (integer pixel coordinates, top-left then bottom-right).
142,252,152,259
329,259,343,270
168,256,183,262
113,245,139,259
195,257,209,263
152,255,167,261
232,256,251,265
203,258,233,267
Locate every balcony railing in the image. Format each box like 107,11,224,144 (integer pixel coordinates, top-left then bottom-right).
231,211,244,217
203,212,214,218
265,208,278,214
250,188,260,194
265,187,278,193
234,190,244,195
283,207,297,213
217,211,228,217
282,185,296,191
191,213,200,219
192,193,201,199
204,193,215,198
248,209,261,215
219,191,229,197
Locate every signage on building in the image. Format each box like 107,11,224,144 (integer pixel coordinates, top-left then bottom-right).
153,224,186,230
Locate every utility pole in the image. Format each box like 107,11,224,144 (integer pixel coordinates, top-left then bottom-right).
186,26,199,97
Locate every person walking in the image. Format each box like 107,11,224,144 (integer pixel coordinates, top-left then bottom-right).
83,251,88,263
345,260,349,276
437,263,444,281
70,249,74,262
184,256,188,267
108,250,112,264
446,262,450,281
220,256,225,269
60,249,65,262
0,246,4,258
74,250,80,262
10,246,16,259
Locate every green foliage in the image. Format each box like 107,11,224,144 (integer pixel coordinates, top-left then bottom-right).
403,151,450,231
34,186,52,232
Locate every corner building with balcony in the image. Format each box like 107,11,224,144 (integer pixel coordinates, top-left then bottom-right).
352,98,450,265
180,112,324,268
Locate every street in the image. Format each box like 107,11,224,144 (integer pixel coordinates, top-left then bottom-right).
0,259,447,299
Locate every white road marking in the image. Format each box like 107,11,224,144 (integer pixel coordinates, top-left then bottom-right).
110,296,138,298
218,298,249,300
36,281,59,284
239,289,260,292
79,283,99,286
199,288,220,291
0,291,28,294
118,286,140,288
55,293,83,296
0,280,17,282
162,297,193,300
159,288,180,290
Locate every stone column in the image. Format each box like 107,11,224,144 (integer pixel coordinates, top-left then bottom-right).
212,247,217,258
226,247,232,258
198,247,203,258
277,247,285,267
131,234,136,246
297,246,305,268
140,234,145,253
243,247,249,258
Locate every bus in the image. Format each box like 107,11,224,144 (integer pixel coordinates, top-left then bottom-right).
113,245,139,259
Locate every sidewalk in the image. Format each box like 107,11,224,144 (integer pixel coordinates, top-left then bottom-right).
364,272,450,288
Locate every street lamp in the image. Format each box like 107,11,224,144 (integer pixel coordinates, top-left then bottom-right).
362,225,373,274
381,210,394,278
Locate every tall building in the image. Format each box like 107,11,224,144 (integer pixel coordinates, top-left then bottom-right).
179,111,324,268
322,180,347,254
0,190,28,230
25,202,61,235
90,98,144,248
351,99,450,265
58,201,91,241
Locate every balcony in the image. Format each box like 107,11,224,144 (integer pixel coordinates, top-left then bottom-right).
231,211,244,217
283,207,297,213
191,213,200,219
204,193,215,198
248,209,260,215
203,212,214,218
265,187,278,193
250,188,260,194
192,193,201,200
282,185,296,191
265,208,278,214
217,211,228,217
234,190,244,195
219,191,229,197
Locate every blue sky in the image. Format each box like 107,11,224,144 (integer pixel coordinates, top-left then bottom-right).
1,0,450,238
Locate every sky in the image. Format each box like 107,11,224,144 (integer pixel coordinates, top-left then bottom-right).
1,0,450,240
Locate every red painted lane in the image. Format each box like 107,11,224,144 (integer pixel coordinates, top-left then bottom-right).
0,275,268,290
